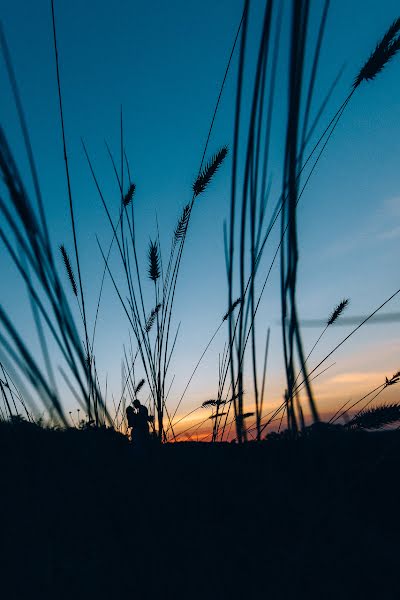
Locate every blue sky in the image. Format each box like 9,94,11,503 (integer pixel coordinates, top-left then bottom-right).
1,0,400,434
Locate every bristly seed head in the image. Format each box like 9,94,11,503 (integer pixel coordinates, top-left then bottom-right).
202,399,227,408
145,303,162,333
60,244,78,297
222,297,242,322
148,240,160,282
385,371,400,386
123,183,136,207
327,298,349,326
174,204,191,244
347,403,400,430
85,349,91,371
242,412,254,419
353,17,400,88
193,146,228,197
134,378,145,395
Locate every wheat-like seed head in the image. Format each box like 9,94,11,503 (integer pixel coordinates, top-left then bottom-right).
242,412,254,419
347,403,400,430
222,297,242,322
145,303,162,333
123,183,136,207
327,298,349,326
193,146,228,197
134,378,145,395
174,204,191,243
59,244,78,296
202,399,217,408
85,349,91,371
148,240,160,282
385,371,400,386
354,17,400,88
201,399,227,408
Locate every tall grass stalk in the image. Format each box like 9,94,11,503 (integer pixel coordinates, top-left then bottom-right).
50,0,94,422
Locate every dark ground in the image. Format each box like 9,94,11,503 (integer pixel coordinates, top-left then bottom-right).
1,422,399,599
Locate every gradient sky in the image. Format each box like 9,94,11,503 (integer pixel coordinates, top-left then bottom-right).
2,0,400,438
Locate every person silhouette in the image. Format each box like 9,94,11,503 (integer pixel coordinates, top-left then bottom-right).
126,399,151,446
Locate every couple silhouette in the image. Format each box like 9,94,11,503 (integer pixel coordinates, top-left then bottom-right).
126,399,153,446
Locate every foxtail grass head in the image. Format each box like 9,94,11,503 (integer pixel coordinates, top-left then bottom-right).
134,378,145,395
60,244,77,297
242,412,254,419
123,183,136,207
202,399,227,408
174,204,191,243
353,17,400,88
148,240,160,282
145,303,162,333
347,403,400,430
193,146,228,197
385,371,400,386
223,297,242,321
327,298,349,326
85,349,91,371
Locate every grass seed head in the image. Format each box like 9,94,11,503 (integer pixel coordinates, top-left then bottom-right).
59,244,78,297
327,298,349,326
174,204,191,243
123,183,136,207
222,297,242,321
148,240,160,282
347,403,400,429
193,146,228,197
354,17,400,88
145,303,162,333
134,378,145,395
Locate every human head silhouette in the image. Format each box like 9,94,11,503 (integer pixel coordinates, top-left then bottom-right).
133,399,141,409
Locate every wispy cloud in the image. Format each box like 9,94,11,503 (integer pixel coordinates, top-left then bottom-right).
328,371,386,385
378,225,400,240
325,196,400,258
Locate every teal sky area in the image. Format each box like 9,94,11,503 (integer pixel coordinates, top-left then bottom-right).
1,1,400,434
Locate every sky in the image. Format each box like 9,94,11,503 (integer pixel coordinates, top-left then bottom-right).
1,0,400,438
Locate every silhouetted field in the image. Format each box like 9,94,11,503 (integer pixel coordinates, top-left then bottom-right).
1,422,399,599
2,6,400,598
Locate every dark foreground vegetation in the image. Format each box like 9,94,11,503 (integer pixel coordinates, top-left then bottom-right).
1,421,399,599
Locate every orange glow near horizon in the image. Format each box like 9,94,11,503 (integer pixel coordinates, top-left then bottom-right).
171,366,400,441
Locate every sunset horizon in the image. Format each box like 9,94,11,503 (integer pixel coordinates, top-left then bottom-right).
2,1,400,597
